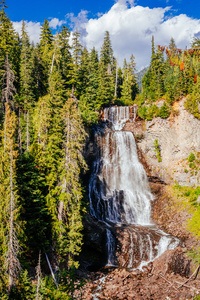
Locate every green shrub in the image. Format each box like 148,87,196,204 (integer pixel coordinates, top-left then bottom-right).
189,162,196,169
188,152,195,162
146,104,159,120
137,105,148,119
184,93,200,120
158,102,171,119
184,169,188,173
153,139,162,162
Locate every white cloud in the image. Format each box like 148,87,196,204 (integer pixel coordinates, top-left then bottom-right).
12,2,200,70
76,1,200,69
13,20,41,44
12,18,66,45
49,18,66,29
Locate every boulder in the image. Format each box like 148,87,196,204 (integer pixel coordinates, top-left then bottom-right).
152,247,191,277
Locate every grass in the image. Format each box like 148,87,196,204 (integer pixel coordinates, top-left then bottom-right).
172,185,200,238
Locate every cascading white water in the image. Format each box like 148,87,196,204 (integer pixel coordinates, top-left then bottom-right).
89,106,179,268
103,106,130,130
89,131,153,225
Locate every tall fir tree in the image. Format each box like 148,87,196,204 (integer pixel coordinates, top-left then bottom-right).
0,103,20,293
19,21,36,152
71,31,82,95
79,48,99,124
0,2,19,103
39,19,53,94
97,31,115,107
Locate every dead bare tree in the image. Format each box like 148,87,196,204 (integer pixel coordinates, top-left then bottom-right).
2,54,16,108
35,252,42,300
7,147,21,292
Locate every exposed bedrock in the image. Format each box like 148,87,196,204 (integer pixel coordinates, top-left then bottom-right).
124,98,200,186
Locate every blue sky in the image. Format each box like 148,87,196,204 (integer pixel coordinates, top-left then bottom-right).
7,0,199,23
6,0,200,69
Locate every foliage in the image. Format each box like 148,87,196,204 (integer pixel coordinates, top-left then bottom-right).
140,36,200,122
40,267,85,300
173,185,200,239
188,152,196,162
2,1,200,297
137,104,159,120
184,93,200,120
153,139,162,162
158,102,171,119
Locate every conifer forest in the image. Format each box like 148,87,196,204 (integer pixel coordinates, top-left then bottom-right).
1,0,200,299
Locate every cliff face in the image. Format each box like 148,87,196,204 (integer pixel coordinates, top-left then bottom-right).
124,98,200,186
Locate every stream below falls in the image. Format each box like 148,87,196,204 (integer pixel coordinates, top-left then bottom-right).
89,106,179,270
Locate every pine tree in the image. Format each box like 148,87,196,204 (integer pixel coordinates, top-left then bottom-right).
40,19,53,53
97,31,115,107
142,36,165,102
19,21,37,152
79,48,99,124
16,152,51,262
169,37,176,51
58,97,87,266
0,2,19,104
39,19,53,94
77,47,90,97
116,67,123,99
58,26,73,90
0,103,20,292
121,55,138,105
71,31,82,95
2,55,16,109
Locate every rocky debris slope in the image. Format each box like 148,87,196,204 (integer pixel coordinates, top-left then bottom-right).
75,248,200,300
124,98,200,186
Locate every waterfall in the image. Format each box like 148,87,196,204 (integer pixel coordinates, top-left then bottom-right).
89,106,179,268
106,229,115,266
103,106,130,130
89,131,152,225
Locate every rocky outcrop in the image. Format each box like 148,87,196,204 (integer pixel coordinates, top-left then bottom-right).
79,215,107,271
124,98,200,186
115,224,179,269
151,247,191,277
76,247,200,299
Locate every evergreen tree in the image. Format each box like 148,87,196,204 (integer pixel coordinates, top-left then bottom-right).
39,19,53,93
71,31,82,95
19,21,36,151
121,55,138,105
2,55,16,109
58,97,87,266
0,1,19,108
79,48,99,124
40,19,53,53
0,103,20,292
97,31,115,107
16,152,51,263
142,36,165,102
58,26,73,90
169,37,176,50
77,47,90,97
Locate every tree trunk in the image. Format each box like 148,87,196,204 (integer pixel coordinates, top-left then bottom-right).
26,111,30,151
36,252,41,300
18,109,22,153
8,148,14,292
114,60,118,98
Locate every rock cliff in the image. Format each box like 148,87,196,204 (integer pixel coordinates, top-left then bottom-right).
124,98,200,186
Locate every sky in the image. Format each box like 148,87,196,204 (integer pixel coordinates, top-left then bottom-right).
6,0,200,70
